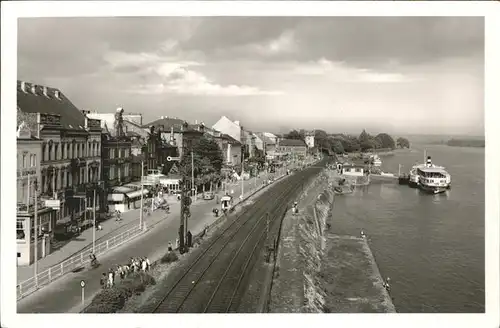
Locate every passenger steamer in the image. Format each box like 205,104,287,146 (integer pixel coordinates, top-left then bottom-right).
417,156,451,194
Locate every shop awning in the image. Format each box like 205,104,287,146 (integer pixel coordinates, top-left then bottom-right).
107,193,125,202
125,189,149,199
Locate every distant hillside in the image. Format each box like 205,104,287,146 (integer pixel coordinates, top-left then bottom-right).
399,134,485,145
446,138,485,148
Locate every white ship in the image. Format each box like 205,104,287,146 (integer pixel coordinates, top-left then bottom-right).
408,163,424,188
417,156,451,194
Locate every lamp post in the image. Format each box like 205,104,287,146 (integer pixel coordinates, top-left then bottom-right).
92,180,102,253
139,160,145,231
33,178,39,288
241,151,245,199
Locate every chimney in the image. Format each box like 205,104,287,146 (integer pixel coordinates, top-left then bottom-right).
21,81,27,93
54,90,60,99
31,84,37,95
43,86,48,97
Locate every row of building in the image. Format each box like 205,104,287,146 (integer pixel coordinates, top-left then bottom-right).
16,80,315,266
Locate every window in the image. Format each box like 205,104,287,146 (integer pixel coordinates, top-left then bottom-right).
17,219,25,240
355,168,361,173
54,144,59,160
42,145,46,161
22,154,27,168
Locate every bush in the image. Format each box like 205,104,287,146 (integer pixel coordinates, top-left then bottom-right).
161,251,179,263
84,272,156,313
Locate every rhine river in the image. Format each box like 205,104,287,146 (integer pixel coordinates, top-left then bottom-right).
330,144,485,313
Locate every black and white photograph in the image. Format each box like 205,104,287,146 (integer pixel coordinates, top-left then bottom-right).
1,1,499,328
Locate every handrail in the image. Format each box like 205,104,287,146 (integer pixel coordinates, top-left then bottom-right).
17,223,143,300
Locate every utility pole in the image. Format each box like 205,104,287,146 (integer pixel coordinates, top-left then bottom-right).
34,179,39,288
165,154,187,252
191,151,195,202
92,186,96,253
139,160,144,231
241,151,245,199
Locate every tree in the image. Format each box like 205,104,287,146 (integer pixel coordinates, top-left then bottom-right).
332,139,344,154
396,137,410,148
179,136,224,187
284,129,305,140
375,133,396,149
358,129,370,144
314,129,332,153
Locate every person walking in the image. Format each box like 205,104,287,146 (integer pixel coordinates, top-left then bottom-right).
145,257,151,271
100,273,107,289
107,269,114,288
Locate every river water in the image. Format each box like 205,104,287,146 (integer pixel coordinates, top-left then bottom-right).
329,144,485,313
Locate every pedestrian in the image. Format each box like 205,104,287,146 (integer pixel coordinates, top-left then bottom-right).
145,257,151,271
141,258,147,272
100,273,107,289
108,269,114,288
175,238,180,249
118,265,125,280
168,242,173,252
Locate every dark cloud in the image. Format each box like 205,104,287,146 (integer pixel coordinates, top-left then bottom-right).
18,16,483,80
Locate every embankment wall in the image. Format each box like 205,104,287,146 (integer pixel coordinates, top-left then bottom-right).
269,170,396,313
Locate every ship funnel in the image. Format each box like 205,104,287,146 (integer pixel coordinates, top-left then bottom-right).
426,156,432,166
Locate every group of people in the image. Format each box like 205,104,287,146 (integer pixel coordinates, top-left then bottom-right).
100,256,151,289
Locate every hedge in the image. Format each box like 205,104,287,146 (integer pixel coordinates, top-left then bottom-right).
84,272,156,313
160,251,179,264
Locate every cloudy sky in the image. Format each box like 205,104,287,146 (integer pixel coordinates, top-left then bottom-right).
18,17,484,135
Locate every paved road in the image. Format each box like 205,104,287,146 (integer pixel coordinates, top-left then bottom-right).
17,196,177,284
17,172,277,313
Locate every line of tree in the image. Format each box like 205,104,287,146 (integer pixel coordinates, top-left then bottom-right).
446,138,485,148
178,136,224,189
283,128,411,154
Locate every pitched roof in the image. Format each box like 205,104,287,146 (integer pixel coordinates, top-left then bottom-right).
143,117,202,133
17,80,86,131
143,117,185,132
221,134,241,145
256,132,276,145
279,139,307,147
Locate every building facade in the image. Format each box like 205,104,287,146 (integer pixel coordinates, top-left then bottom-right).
17,81,102,232
212,116,243,143
16,121,57,266
276,139,308,159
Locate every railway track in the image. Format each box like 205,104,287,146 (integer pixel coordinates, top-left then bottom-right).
145,163,324,313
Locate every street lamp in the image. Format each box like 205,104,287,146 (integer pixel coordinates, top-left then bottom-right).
92,180,103,253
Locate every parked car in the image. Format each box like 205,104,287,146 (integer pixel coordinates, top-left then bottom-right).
203,192,215,200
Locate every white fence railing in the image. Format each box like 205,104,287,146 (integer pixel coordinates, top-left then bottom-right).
17,224,143,300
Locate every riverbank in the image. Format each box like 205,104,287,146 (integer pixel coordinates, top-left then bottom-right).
269,170,395,313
